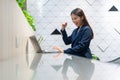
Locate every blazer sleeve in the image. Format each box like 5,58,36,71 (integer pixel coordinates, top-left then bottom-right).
61,29,72,45
64,28,92,54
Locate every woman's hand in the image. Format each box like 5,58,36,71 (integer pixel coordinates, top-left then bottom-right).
62,22,67,30
53,46,64,58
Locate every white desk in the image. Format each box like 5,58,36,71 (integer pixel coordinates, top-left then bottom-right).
0,53,120,80
33,53,120,80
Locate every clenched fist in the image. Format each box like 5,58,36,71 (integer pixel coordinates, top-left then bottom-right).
62,22,67,30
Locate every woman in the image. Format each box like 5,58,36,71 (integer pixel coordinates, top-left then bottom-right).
53,8,94,59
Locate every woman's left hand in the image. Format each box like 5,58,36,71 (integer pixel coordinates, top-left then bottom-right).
53,46,64,58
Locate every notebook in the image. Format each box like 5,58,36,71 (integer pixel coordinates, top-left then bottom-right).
29,35,59,53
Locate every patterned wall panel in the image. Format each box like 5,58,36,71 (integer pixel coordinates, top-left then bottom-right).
27,0,120,62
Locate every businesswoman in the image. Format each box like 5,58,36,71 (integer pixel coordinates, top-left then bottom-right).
53,8,94,59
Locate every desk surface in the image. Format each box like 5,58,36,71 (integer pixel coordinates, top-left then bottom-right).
33,53,120,80
0,53,120,80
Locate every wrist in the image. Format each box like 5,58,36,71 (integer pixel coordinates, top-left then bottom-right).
59,48,64,53
61,49,64,53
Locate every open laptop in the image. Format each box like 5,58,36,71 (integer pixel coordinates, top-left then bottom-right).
29,35,59,53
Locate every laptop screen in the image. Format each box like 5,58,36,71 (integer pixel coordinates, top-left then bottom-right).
29,35,42,53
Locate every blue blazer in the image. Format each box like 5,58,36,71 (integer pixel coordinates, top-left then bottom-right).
61,25,92,59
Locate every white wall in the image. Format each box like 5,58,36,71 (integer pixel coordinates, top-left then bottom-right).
0,0,34,60
27,0,120,61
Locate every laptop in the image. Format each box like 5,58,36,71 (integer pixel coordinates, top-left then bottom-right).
29,35,59,53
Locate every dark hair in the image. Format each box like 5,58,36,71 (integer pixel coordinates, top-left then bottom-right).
71,8,94,39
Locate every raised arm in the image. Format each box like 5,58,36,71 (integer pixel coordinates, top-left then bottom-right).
61,29,72,45
61,22,72,45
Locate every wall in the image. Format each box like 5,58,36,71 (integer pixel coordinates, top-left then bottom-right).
27,0,120,61
0,0,34,60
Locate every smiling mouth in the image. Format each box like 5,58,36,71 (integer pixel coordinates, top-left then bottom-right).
75,23,78,26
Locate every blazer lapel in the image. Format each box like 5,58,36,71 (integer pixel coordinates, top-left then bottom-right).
72,27,84,43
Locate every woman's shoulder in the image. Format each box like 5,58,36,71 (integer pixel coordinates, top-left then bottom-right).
73,25,91,32
81,26,91,31
82,25,90,29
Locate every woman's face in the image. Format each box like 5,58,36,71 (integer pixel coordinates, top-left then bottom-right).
71,14,83,27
